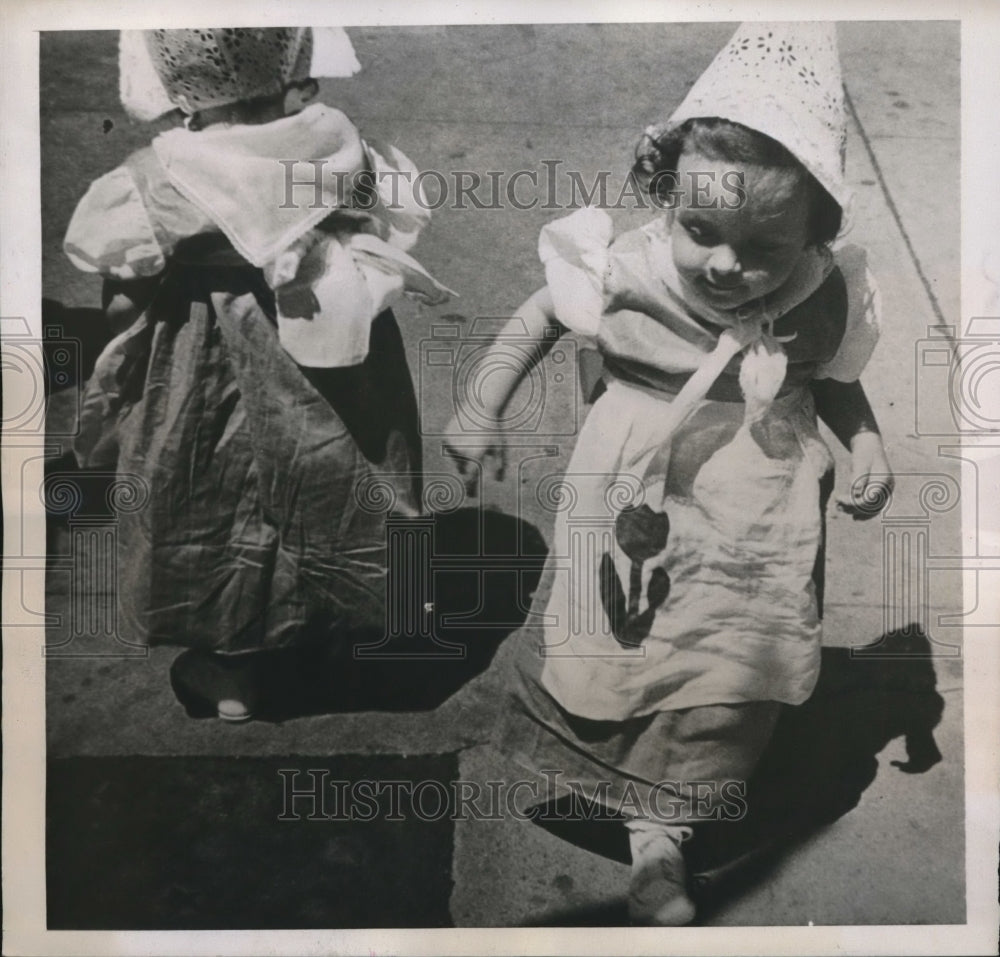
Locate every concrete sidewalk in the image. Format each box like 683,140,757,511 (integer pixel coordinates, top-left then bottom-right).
41,22,963,929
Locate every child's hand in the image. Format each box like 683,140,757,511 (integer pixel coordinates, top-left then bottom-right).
442,413,507,498
836,430,894,520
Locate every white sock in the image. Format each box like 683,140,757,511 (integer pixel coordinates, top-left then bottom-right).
625,818,696,925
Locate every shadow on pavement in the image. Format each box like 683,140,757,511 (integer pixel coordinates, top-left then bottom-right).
525,628,946,922
43,303,548,719
166,506,548,719
48,752,458,929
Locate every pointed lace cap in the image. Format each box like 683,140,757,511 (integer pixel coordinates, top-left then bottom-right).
668,22,850,211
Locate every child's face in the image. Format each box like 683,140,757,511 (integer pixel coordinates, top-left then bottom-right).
669,150,812,312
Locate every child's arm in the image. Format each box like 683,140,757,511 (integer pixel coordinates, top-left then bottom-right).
442,286,564,494
810,377,894,520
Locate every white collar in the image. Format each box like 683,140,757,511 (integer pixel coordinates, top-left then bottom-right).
152,104,366,266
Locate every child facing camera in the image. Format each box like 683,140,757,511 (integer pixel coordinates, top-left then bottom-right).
445,22,893,925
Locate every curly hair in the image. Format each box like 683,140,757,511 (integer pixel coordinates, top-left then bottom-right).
632,117,842,246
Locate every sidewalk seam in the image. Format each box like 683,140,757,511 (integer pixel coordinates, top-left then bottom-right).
845,88,949,330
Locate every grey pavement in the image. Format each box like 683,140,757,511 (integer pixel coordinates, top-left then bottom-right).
41,23,963,928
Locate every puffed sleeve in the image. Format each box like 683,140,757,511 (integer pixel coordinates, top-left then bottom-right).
814,244,882,382
63,165,168,280
537,206,614,338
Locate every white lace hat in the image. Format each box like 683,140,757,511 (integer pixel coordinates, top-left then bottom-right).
119,27,362,121
667,22,850,211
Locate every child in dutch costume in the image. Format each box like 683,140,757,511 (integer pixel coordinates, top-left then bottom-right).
444,22,893,925
64,28,452,721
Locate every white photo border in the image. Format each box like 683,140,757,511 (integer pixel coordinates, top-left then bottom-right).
3,1,998,954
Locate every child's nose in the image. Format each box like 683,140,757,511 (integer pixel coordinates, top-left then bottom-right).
707,245,741,278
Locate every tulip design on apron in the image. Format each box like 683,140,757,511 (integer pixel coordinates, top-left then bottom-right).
599,504,671,648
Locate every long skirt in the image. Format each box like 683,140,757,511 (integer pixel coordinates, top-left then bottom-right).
76,254,420,654
497,374,834,821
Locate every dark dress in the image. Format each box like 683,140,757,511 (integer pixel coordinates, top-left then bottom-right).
77,235,421,655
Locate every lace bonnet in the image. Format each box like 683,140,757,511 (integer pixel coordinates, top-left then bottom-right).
664,21,850,211
119,27,361,121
